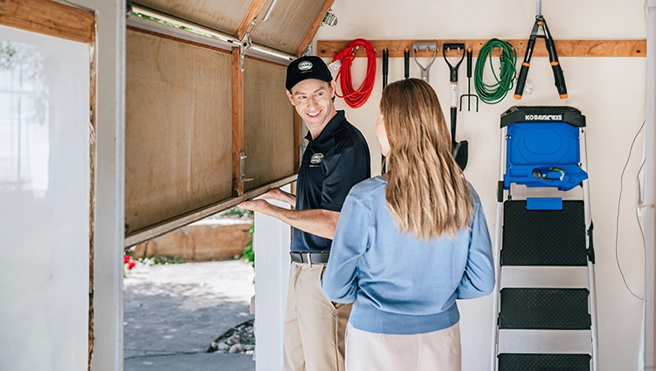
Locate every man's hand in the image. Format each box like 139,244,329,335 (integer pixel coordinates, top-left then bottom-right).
256,189,283,201
238,188,338,239
239,199,271,213
247,188,296,206
239,188,293,216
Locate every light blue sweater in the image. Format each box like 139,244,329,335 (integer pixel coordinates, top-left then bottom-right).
321,176,495,335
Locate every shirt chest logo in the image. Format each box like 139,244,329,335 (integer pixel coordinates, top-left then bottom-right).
310,153,324,165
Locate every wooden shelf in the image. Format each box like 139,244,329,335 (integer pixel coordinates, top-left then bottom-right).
317,39,646,58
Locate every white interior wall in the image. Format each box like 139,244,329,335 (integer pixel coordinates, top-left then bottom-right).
0,25,91,371
315,1,648,370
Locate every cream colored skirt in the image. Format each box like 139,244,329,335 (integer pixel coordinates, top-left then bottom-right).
345,322,462,371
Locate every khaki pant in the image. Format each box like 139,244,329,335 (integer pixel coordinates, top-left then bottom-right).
282,262,352,371
345,322,462,371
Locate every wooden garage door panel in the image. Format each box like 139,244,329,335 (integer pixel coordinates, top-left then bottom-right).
133,0,250,37
250,0,327,55
125,28,233,234
243,58,295,191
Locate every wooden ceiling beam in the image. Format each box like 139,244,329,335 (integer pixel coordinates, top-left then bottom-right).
236,0,267,41
296,0,335,56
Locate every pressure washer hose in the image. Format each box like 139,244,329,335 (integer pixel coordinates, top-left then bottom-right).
332,38,377,108
473,38,517,105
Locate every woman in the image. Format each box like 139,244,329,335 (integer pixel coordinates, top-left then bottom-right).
321,78,495,371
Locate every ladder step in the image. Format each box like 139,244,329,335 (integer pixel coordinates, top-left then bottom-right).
499,288,591,329
498,353,591,371
501,266,589,289
502,200,587,266
498,329,592,354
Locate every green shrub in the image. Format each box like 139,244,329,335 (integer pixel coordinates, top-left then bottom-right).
242,224,254,268
137,255,185,266
218,206,252,219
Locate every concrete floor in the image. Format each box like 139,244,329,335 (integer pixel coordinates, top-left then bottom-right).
124,353,254,371
123,260,256,371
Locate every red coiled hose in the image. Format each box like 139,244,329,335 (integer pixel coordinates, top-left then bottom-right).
332,38,376,108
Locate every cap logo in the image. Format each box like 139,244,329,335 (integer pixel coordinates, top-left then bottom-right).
298,61,313,71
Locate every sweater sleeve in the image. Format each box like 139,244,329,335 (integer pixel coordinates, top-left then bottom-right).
321,194,370,303
457,192,496,299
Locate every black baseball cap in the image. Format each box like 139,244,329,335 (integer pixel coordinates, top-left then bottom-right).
285,56,333,91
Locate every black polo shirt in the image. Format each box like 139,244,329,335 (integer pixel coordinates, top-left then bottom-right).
290,110,371,253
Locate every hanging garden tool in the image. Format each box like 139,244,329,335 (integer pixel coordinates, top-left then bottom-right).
332,38,377,108
514,0,567,99
382,48,389,88
474,38,516,105
412,42,437,82
459,48,479,112
404,48,410,79
381,48,389,173
443,43,468,171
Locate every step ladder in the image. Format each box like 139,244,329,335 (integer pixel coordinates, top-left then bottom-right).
491,106,598,371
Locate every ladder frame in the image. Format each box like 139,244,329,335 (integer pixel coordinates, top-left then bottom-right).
491,108,599,371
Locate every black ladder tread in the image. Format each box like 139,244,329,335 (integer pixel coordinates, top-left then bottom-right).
498,353,591,371
499,288,591,330
502,200,588,266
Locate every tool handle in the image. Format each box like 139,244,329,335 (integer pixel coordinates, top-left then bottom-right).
450,106,458,145
450,83,458,108
404,49,410,79
382,49,389,88
514,64,529,99
381,48,388,169
551,63,568,98
543,28,568,98
466,48,473,78
442,43,465,82
514,34,537,100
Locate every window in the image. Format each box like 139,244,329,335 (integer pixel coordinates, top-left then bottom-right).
0,41,48,197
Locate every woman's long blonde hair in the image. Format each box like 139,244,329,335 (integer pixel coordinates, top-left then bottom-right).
381,78,473,240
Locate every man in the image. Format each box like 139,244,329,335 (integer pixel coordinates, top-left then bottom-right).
240,55,370,371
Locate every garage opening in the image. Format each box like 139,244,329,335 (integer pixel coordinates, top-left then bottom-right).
123,207,257,371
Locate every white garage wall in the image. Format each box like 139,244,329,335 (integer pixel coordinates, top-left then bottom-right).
0,25,90,371
315,1,647,370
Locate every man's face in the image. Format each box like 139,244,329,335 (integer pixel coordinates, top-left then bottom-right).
286,79,336,132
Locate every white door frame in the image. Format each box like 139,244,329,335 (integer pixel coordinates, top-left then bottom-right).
643,1,656,370
56,0,126,370
254,185,291,371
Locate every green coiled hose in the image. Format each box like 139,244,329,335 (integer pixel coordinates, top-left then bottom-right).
474,38,517,105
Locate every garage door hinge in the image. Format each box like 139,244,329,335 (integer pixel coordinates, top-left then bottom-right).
239,31,253,72
240,152,254,182
321,8,338,27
